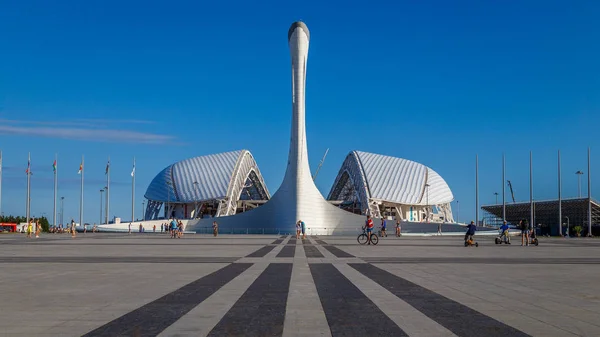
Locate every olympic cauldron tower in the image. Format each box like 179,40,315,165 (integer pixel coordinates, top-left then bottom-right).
190,22,364,233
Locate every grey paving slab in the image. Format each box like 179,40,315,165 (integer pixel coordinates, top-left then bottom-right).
207,263,293,336
283,262,331,337
379,263,599,336
309,263,407,336
82,263,252,337
350,263,529,337
334,263,456,337
157,262,270,337
2,234,600,336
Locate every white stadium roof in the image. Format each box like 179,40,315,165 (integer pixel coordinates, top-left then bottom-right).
144,150,270,204
328,151,454,206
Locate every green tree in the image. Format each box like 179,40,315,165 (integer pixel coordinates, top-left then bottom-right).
0,215,49,232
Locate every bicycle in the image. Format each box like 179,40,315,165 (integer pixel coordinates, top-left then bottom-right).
357,228,379,245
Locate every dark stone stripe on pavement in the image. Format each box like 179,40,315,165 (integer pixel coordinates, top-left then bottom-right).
310,263,407,336
271,239,284,244
208,263,292,337
349,263,530,337
301,239,312,245
361,257,600,265
280,235,288,238
245,245,276,257
0,256,239,264
287,239,297,245
322,245,354,258
315,239,327,245
82,263,252,337
303,245,324,258
276,245,296,258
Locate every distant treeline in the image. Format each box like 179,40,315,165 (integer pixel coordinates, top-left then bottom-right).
0,215,50,232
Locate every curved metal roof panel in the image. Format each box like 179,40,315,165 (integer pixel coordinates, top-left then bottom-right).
354,151,453,205
144,150,241,203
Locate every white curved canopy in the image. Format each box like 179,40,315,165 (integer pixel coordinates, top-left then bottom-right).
328,151,454,206
144,150,270,205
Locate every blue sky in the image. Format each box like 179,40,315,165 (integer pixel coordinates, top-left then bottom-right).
1,0,599,224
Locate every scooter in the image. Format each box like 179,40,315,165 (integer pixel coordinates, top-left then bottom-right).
464,235,478,247
528,231,539,246
495,230,511,244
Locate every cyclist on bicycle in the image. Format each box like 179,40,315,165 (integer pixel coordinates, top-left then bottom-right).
363,215,375,245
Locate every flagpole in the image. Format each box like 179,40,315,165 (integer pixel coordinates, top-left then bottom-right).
558,150,562,236
0,150,3,218
53,154,57,227
131,157,135,223
106,156,110,225
26,152,31,224
80,155,84,228
588,147,592,237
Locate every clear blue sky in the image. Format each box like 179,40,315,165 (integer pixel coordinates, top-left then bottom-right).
1,0,599,224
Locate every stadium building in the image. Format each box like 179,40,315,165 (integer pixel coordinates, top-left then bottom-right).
328,151,454,222
143,150,270,220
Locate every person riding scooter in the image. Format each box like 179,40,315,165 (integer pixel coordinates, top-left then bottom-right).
499,221,511,244
465,221,477,243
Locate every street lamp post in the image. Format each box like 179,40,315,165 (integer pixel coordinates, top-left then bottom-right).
425,183,430,222
100,189,104,225
142,200,145,221
193,181,199,219
456,200,460,223
494,192,499,205
104,186,108,224
576,171,584,198
166,181,172,219
60,197,65,227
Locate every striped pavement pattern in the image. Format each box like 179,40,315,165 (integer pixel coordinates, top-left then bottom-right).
80,236,531,337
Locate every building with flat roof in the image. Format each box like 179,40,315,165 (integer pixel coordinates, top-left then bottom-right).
481,198,600,236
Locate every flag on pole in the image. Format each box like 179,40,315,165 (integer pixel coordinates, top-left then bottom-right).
78,162,83,174
131,162,135,177
25,157,30,174
52,160,57,173
105,160,110,175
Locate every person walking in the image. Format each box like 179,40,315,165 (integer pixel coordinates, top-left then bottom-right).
170,218,178,238
153,224,156,233
160,223,164,233
128,223,131,234
296,221,301,239
380,217,387,237
35,219,41,238
70,219,76,238
212,221,219,237
520,220,530,246
300,220,306,239
26,219,33,238
437,222,442,236
395,219,402,237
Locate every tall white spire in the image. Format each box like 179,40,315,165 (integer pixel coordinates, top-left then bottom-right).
188,22,365,233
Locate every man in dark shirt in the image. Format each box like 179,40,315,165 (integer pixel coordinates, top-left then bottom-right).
520,220,530,246
465,221,477,243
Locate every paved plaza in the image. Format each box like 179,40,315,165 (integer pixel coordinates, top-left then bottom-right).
1,233,600,336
